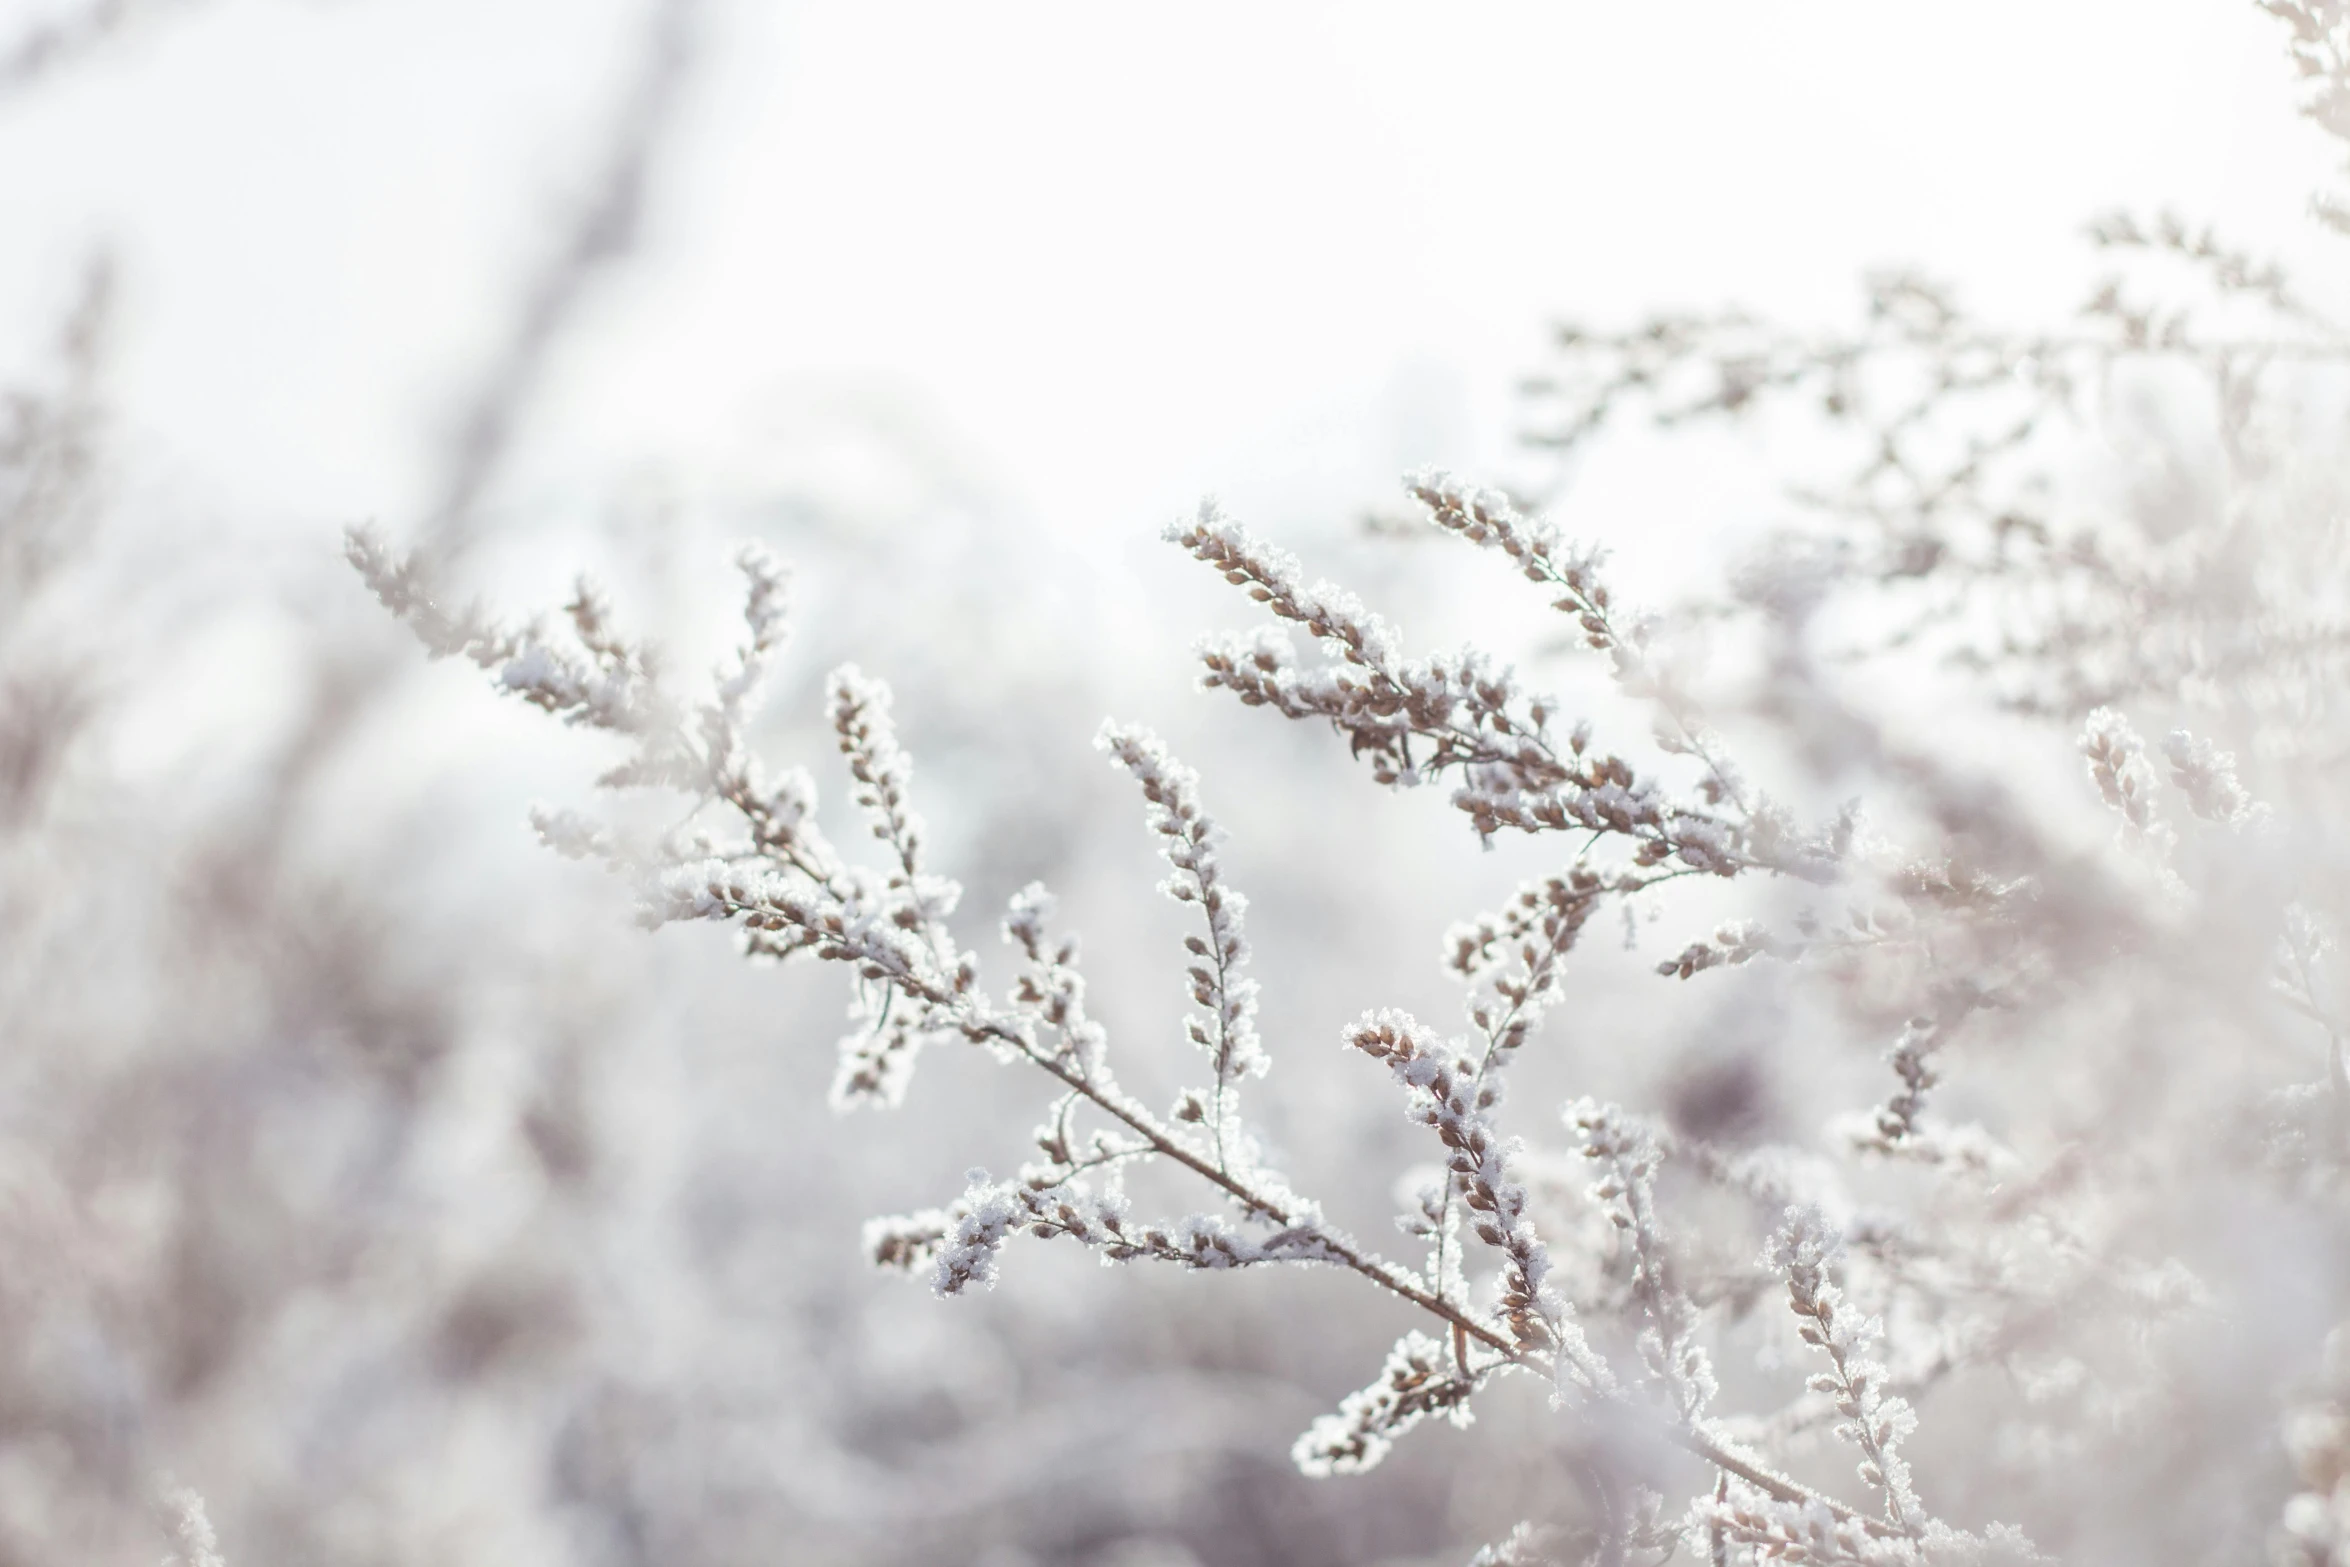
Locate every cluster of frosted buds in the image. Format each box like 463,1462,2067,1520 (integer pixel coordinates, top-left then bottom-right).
1699,1491,2041,1567
354,527,856,926
1406,470,1757,808
821,668,969,1105
1003,883,1107,1082
1192,629,1549,801
829,668,923,875
1868,1016,1941,1148
1832,998,2014,1171
1570,1100,1714,1420
1096,723,1265,1166
1176,503,1752,874
659,856,978,1003
1291,1330,1476,1477
2080,707,2171,848
698,543,792,785
1657,919,1778,980
1447,871,1604,1046
873,1172,1344,1300
1406,473,1628,660
1770,1206,1922,1530
2162,727,2260,826
1171,501,1402,666
342,527,502,658
1348,1010,1563,1356
348,529,685,748
1693,1492,1891,1567
1456,742,1733,871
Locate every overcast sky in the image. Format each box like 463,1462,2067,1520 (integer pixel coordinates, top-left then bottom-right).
0,0,2337,574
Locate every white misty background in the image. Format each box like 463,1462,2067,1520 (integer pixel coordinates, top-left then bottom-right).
4,3,2350,1565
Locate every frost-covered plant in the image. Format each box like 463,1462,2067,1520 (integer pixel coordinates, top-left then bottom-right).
350,7,2350,1563
355,447,2219,1561
359,471,2324,1561
358,484,1900,1557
